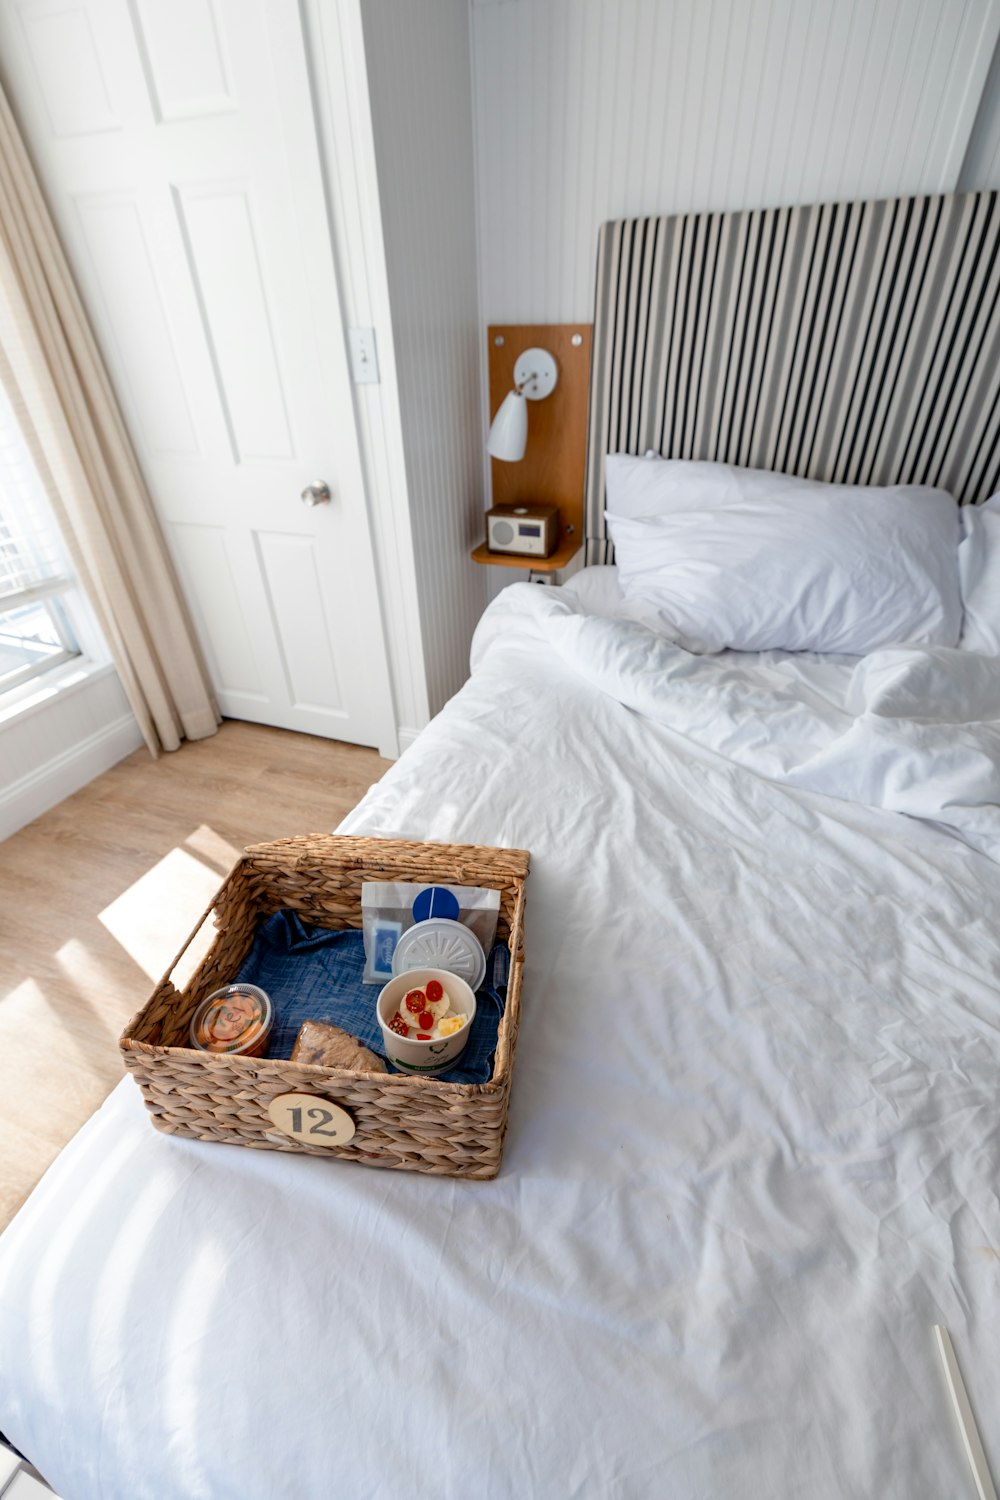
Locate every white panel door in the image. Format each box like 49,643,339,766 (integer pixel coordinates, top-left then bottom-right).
0,0,398,754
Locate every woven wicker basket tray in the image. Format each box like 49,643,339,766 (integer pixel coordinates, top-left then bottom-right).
120,834,530,1179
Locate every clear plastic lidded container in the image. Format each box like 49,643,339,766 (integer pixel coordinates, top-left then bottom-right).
189,983,273,1057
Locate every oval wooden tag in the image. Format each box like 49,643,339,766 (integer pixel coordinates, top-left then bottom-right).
267,1092,356,1147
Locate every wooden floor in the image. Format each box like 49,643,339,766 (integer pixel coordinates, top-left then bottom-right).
0,721,391,1230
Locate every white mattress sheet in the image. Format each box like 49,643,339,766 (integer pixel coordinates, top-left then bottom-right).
2,582,1000,1500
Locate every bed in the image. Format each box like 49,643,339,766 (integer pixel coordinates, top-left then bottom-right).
2,190,1000,1499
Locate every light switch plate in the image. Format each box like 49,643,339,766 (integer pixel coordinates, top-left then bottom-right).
348,327,380,384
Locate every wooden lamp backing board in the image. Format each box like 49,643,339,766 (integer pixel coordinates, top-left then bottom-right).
473,323,592,571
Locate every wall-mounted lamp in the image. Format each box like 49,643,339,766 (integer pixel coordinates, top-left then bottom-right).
486,347,559,462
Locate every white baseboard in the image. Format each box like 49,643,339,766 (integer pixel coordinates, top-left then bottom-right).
396,726,422,755
0,712,145,843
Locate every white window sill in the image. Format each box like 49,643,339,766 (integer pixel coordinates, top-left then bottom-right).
0,657,117,731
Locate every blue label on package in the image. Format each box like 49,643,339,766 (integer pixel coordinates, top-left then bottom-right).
412,886,461,923
373,920,402,974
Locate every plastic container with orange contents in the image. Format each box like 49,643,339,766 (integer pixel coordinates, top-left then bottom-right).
189,983,273,1057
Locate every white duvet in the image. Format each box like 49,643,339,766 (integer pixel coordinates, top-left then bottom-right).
1,579,999,1500
485,581,1000,859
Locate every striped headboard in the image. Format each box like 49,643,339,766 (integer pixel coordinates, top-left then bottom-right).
584,191,1000,564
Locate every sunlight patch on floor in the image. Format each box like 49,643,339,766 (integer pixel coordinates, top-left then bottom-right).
0,973,112,1095
0,975,46,1024
53,939,138,1042
98,847,222,983
184,823,240,874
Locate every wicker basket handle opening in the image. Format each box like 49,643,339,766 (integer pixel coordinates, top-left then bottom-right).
163,887,226,987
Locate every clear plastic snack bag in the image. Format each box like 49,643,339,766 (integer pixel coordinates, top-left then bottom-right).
361,882,500,983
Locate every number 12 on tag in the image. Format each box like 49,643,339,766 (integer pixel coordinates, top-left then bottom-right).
268,1092,357,1147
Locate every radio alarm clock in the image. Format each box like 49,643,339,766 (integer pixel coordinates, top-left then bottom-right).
486,504,559,558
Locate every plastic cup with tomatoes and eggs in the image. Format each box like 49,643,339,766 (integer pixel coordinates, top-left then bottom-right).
376,969,476,1074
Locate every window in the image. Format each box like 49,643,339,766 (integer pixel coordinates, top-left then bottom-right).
0,384,82,696
0,511,80,693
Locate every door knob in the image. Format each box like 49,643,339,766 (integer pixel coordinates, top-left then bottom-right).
300,480,332,507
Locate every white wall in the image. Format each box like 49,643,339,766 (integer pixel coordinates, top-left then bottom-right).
960,20,1000,188
0,665,143,841
362,0,487,716
472,0,1000,325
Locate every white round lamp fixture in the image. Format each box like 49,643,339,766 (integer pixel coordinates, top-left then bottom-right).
486,347,558,462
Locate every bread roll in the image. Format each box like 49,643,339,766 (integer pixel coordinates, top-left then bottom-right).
290,1020,387,1073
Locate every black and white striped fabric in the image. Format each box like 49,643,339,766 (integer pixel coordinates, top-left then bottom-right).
584,192,1000,564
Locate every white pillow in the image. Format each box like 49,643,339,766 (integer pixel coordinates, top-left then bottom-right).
958,495,1000,655
606,453,885,516
605,455,742,518
603,464,962,655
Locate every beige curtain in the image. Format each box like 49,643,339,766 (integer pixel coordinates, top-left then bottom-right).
0,81,218,755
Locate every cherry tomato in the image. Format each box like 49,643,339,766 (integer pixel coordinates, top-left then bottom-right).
417,1032,432,1040
404,989,426,1015
388,1013,409,1037
425,979,444,1003
419,1010,434,1029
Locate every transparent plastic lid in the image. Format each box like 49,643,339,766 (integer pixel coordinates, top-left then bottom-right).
189,983,273,1056
391,919,486,991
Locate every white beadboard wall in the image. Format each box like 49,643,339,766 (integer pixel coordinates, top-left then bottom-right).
361,0,487,716
471,0,1000,325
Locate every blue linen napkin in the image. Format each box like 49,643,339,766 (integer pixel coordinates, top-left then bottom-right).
234,910,508,1085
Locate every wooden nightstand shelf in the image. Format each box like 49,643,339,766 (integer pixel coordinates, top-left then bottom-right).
470,537,580,573
478,321,592,582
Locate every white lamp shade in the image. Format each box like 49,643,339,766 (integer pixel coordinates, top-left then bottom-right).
487,390,528,462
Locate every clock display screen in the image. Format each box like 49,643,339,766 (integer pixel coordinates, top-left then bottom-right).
519,524,541,537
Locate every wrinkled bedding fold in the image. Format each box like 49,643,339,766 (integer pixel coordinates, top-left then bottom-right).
476,583,1000,859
